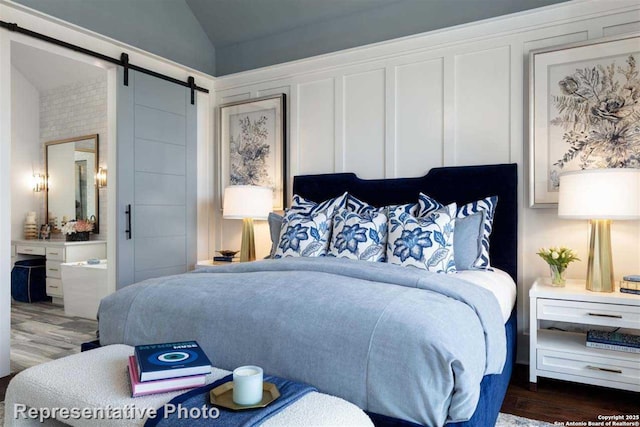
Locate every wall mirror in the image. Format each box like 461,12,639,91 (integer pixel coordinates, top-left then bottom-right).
45,134,99,233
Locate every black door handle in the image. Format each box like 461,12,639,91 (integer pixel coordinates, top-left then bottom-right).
125,204,132,240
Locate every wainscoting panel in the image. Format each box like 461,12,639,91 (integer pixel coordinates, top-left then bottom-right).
343,68,386,178
453,45,511,166
394,58,444,177
521,32,588,56
297,78,335,175
220,92,251,105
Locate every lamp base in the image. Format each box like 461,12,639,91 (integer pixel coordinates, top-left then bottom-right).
240,218,256,262
586,219,614,292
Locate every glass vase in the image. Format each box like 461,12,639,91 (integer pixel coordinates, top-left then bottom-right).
549,264,566,287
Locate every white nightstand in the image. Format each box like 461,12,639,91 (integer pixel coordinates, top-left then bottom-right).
529,278,640,392
195,259,239,268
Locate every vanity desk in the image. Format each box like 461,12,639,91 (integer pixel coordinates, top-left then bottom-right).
12,239,106,305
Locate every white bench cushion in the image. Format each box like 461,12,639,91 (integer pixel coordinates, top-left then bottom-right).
4,344,372,427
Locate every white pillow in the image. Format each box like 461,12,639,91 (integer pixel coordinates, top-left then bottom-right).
386,203,457,273
328,209,388,262
274,212,332,258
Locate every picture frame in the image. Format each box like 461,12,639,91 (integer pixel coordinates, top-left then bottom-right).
219,94,287,210
529,33,640,208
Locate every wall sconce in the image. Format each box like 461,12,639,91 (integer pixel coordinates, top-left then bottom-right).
96,167,107,188
32,174,46,192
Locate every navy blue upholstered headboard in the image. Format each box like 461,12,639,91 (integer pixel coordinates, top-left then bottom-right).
293,163,518,281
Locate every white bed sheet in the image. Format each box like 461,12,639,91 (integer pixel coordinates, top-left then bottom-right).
455,268,516,322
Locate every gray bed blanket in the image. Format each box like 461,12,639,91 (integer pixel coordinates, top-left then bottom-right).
98,257,506,426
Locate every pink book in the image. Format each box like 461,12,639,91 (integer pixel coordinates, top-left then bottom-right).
127,355,206,397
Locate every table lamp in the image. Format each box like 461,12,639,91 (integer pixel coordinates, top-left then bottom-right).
223,185,272,262
558,168,640,292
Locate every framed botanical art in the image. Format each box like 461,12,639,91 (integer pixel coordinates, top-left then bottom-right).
219,94,287,210
529,34,640,207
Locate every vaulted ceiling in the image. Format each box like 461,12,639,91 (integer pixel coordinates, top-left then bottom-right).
12,0,569,76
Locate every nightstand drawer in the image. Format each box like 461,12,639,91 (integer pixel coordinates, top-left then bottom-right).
46,247,65,261
537,348,640,387
537,298,640,328
46,260,63,279
46,278,63,297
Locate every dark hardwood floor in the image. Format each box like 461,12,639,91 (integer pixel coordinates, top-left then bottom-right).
501,364,639,424
0,374,14,402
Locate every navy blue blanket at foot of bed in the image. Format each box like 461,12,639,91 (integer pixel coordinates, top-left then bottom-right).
144,374,317,427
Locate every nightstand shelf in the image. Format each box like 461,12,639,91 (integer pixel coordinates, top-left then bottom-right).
529,278,640,392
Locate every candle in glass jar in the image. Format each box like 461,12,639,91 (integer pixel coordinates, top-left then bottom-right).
232,366,263,405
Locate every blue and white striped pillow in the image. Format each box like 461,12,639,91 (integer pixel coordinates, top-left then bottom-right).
417,193,498,269
346,194,382,216
458,196,497,269
289,192,348,217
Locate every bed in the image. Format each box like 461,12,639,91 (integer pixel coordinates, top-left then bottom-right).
98,163,518,427
291,163,518,426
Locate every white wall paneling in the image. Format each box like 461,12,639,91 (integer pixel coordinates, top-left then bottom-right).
394,58,444,177
454,45,511,166
603,20,640,37
213,0,640,363
343,68,386,179
297,78,335,175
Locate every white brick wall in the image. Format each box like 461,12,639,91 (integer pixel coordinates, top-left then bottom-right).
40,77,108,239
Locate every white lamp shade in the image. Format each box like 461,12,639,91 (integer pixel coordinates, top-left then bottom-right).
223,185,272,220
558,168,640,220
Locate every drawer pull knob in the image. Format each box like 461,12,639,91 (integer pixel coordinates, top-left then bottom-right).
587,312,622,319
23,249,33,252
586,365,622,374
49,286,58,289
49,252,58,255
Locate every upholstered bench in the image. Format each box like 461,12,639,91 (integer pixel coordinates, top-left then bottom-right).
4,344,372,426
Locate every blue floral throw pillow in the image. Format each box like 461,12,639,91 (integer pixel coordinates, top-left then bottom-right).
328,210,388,262
386,204,457,273
417,193,498,269
274,212,332,258
289,192,348,217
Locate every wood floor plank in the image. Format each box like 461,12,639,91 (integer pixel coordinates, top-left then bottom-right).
501,364,639,423
8,301,97,375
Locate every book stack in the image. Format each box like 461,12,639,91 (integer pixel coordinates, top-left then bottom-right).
128,341,212,397
620,275,640,295
586,330,640,354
